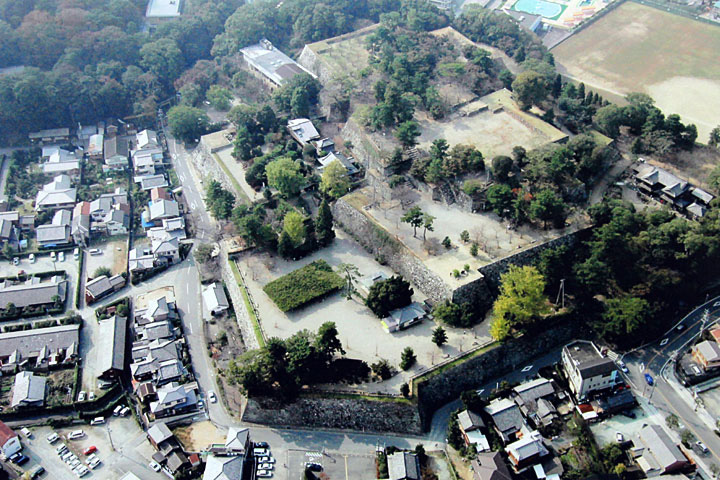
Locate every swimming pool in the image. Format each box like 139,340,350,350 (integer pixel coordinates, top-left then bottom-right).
512,0,566,19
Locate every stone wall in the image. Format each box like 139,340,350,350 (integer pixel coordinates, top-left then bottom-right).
297,46,332,86
332,198,454,304
415,318,583,430
477,227,593,296
243,395,422,435
194,144,240,199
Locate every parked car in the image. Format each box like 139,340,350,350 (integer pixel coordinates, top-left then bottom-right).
149,460,162,472
83,446,97,456
78,391,86,402
69,430,85,440
74,248,80,259
12,257,19,265
50,251,56,260
616,432,624,443
88,458,101,469
258,456,276,464
696,441,709,454
113,405,123,416
617,360,629,373
56,444,69,455
29,254,35,263
90,417,104,426
47,432,60,443
10,453,29,465
58,251,65,262
253,448,269,457
120,406,130,416
208,390,217,403
89,248,101,255
257,470,273,478
305,462,323,472
644,373,654,386
88,392,95,401
259,463,274,470
255,441,269,448
86,454,98,464
20,427,32,438
29,465,45,479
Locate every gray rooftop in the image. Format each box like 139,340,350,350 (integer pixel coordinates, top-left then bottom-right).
146,0,182,18
484,398,524,435
241,41,314,86
203,455,246,480
0,278,67,308
98,315,126,374
471,452,512,480
388,451,420,480
147,422,173,444
0,324,79,363
638,425,688,471
11,371,46,408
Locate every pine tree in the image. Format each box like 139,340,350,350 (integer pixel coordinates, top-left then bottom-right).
400,347,416,370
278,231,294,259
316,199,335,246
432,326,448,347
577,82,586,99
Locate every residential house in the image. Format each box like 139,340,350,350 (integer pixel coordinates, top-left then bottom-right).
471,452,513,480
135,129,160,151
135,295,176,326
149,382,197,418
204,427,252,480
287,118,320,146
484,398,526,444
151,187,170,202
359,272,389,297
387,451,421,480
0,211,21,250
635,164,714,218
77,123,97,143
42,148,80,178
137,174,169,191
104,136,129,170
147,422,174,449
136,382,158,404
634,425,691,477
72,201,91,239
134,151,160,175
203,283,229,315
146,420,189,477
28,128,70,144
0,275,67,311
19,215,35,233
35,175,77,211
381,302,426,333
0,324,79,372
87,134,104,160
85,275,125,304
129,247,156,274
512,378,558,428
457,409,489,451
152,236,180,265
104,209,130,235
561,340,623,401
692,340,720,370
240,40,315,89
97,315,127,379
146,199,180,226
318,151,360,176
505,431,549,471
0,421,21,457
36,209,72,248
11,371,46,408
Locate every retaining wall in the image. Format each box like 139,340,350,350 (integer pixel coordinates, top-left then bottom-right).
415,318,583,430
243,395,422,435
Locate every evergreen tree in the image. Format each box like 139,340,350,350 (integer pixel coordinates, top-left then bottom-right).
400,347,416,370
278,231,294,259
432,326,448,347
316,199,335,246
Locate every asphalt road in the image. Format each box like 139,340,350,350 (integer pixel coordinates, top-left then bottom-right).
623,295,720,468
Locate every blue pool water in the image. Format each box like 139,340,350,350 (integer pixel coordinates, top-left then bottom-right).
513,0,564,18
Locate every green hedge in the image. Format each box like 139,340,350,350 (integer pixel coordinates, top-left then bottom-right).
263,260,344,312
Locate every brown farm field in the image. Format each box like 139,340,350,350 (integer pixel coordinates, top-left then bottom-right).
553,1,720,143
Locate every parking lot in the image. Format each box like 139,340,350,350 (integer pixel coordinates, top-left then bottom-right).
286,448,376,480
20,418,166,480
0,250,80,309
589,405,649,447
84,239,128,279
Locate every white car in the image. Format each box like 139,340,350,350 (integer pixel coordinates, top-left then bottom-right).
47,432,59,443
259,463,274,470
149,460,162,472
56,444,68,455
90,416,104,426
86,454,98,464
616,432,624,443
58,251,65,262
89,248,102,256
257,456,276,464
88,392,95,401
257,470,273,478
253,448,269,457
78,391,86,402
50,251,56,260
68,430,85,440
29,254,35,263
208,390,217,403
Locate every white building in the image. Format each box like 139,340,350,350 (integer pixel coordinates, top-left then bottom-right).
561,340,623,401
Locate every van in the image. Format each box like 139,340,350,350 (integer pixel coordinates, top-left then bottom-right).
68,429,85,440
89,248,101,256
20,427,32,438
73,248,80,259
90,417,105,426
113,405,123,416
29,254,35,263
120,406,130,416
47,432,59,444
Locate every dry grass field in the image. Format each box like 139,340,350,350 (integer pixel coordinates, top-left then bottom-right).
553,1,720,143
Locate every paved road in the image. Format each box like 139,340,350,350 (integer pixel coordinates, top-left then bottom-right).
622,295,720,470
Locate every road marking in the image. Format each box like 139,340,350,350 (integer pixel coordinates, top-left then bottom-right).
179,175,185,182
521,365,533,372
187,323,193,334
660,338,669,346
345,455,349,480
191,201,197,210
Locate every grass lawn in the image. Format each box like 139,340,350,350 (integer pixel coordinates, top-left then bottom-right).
262,260,344,312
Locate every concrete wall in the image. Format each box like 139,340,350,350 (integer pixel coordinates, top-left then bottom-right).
415,318,582,430
242,395,423,435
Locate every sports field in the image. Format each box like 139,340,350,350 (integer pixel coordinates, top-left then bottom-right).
553,1,720,143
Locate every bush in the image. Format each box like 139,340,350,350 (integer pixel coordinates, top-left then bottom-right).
263,260,344,312
371,359,392,380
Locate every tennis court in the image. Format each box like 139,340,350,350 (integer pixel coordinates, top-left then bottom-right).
512,0,567,19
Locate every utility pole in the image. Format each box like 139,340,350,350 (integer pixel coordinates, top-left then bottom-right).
555,279,565,309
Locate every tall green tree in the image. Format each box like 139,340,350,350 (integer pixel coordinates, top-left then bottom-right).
402,206,424,237
282,211,306,247
366,275,414,318
491,265,549,336
432,326,448,347
266,157,304,197
511,70,548,109
529,189,567,229
167,105,209,143
320,160,350,199
316,199,335,246
395,120,421,149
